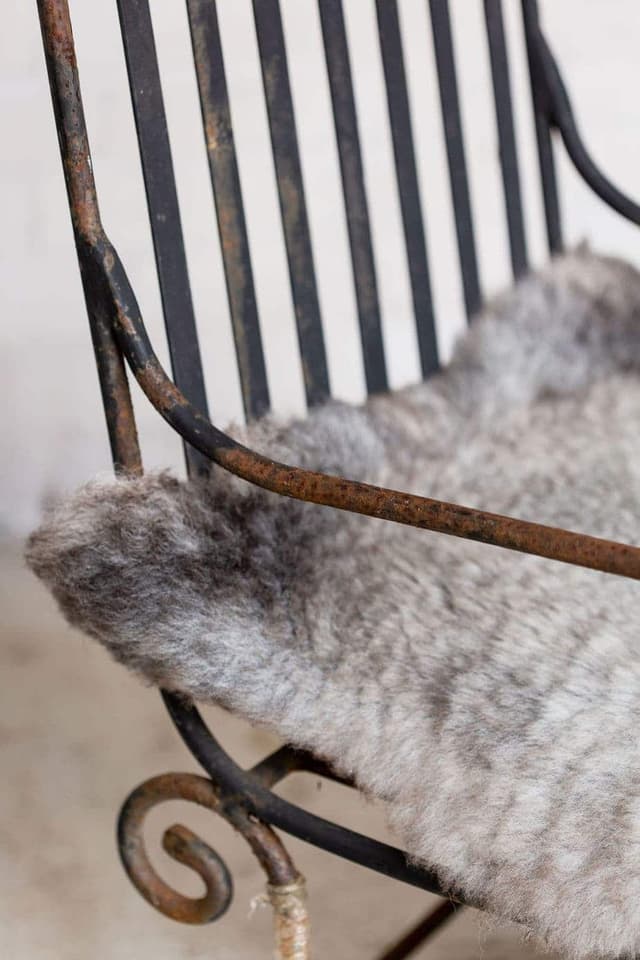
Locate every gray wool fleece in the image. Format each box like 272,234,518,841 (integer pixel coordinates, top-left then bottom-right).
26,250,640,958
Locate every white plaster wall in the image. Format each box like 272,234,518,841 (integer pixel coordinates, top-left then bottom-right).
2,1,640,536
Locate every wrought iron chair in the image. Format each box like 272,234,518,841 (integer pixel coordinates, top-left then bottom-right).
36,0,640,955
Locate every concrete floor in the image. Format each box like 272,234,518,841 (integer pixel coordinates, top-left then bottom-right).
0,540,554,959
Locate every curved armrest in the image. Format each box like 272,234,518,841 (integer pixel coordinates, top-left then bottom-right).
94,237,640,582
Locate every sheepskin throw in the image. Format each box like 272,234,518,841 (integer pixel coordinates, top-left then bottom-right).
27,250,640,959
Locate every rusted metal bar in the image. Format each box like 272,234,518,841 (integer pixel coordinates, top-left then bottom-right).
118,774,233,924
118,772,310,957
99,243,640,580
187,0,271,421
37,0,142,476
37,0,100,244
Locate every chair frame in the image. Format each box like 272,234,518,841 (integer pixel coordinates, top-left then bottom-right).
37,0,640,954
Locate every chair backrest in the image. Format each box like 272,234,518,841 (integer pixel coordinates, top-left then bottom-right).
110,0,559,478
37,0,640,570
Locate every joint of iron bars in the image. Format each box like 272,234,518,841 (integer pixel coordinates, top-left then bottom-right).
158,692,458,900
117,688,463,921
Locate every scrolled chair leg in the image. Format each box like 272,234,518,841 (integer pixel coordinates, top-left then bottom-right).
117,772,311,958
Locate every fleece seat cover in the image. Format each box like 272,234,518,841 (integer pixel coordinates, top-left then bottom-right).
27,250,640,959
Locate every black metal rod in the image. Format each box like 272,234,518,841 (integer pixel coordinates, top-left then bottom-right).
483,0,529,278
187,0,271,421
103,234,640,583
116,0,211,476
249,744,353,788
428,0,482,317
252,0,330,407
375,900,460,960
163,693,453,898
534,29,640,226
521,0,562,254
318,0,388,395
376,0,439,377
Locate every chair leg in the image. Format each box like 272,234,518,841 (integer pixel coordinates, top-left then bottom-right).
117,772,311,957
375,900,460,960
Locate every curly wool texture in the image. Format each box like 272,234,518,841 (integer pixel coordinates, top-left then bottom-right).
27,250,640,959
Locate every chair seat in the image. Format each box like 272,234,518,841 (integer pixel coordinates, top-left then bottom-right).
27,249,640,959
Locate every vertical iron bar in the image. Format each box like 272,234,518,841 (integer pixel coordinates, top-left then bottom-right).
37,0,142,476
376,0,439,377
428,0,482,318
521,0,562,253
187,0,270,421
253,0,330,407
483,0,529,278
116,0,211,475
318,0,388,395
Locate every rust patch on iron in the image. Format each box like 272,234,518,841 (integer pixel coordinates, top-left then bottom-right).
39,1,142,473
39,1,102,242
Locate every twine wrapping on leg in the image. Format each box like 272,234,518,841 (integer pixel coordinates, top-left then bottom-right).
267,875,310,960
